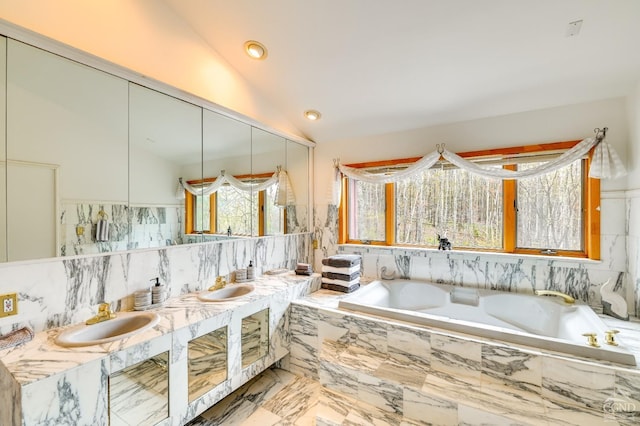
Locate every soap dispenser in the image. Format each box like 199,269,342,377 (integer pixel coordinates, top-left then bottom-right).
151,277,166,305
247,260,255,281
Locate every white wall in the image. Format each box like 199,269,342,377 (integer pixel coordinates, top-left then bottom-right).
315,97,629,198
7,38,129,202
0,0,303,140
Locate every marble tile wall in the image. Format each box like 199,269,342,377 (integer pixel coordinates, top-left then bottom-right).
288,300,640,425
627,190,640,317
314,191,631,314
128,205,183,249
0,232,312,335
286,204,309,234
60,202,129,256
60,202,183,256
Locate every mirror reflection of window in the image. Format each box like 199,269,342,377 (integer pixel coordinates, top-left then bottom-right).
194,194,211,233
265,185,285,236
216,185,258,236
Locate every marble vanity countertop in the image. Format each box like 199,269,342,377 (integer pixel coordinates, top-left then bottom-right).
295,282,640,371
0,273,318,386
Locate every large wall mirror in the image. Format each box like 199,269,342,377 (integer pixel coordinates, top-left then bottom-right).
129,83,202,249
0,35,311,263
201,108,252,237
6,38,129,261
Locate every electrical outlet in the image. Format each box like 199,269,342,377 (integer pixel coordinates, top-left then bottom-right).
0,293,18,317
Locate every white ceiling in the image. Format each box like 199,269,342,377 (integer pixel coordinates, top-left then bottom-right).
163,0,640,143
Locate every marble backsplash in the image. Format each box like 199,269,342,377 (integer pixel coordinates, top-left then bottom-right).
0,232,312,336
60,202,183,256
313,191,633,316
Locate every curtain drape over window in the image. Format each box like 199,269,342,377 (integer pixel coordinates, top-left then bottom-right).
178,168,295,207
331,130,625,205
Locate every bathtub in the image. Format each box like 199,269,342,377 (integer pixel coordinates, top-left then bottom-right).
338,280,636,366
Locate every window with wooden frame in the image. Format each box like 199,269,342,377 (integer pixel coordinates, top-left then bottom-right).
339,140,600,259
184,173,287,236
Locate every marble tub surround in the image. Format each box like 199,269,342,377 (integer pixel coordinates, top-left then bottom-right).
338,244,629,315
288,288,640,425
0,232,312,336
313,189,632,315
0,273,320,426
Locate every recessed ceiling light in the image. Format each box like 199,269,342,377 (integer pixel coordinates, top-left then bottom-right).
304,110,321,121
244,40,268,60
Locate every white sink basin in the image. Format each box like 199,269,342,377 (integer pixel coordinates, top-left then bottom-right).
197,284,255,302
55,312,160,347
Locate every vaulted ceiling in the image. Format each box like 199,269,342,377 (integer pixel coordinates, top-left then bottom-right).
164,0,640,143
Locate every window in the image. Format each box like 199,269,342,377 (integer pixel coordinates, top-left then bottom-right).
264,185,285,235
194,194,211,233
185,174,286,236
516,160,583,251
216,185,257,236
395,167,502,249
348,180,386,242
340,140,600,259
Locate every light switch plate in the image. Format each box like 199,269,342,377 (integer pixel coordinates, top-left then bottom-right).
0,293,18,317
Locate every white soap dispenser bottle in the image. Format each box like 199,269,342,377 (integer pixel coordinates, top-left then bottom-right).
247,260,255,281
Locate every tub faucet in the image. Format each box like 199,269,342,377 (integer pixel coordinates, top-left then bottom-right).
535,290,575,305
380,266,396,280
86,303,116,325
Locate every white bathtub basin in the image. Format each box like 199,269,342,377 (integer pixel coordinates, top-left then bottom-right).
339,280,636,366
55,312,160,347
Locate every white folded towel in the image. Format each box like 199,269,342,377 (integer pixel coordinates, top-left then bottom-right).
321,277,360,287
321,264,360,275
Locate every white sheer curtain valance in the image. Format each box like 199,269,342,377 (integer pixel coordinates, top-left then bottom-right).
331,128,626,205
178,168,295,207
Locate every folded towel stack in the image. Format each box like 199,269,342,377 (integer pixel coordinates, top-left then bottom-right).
321,254,361,293
295,262,313,276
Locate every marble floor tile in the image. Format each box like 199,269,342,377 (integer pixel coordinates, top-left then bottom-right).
261,375,321,422
241,407,282,425
318,387,356,425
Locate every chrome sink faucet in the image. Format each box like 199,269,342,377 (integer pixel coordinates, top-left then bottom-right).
86,303,116,325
